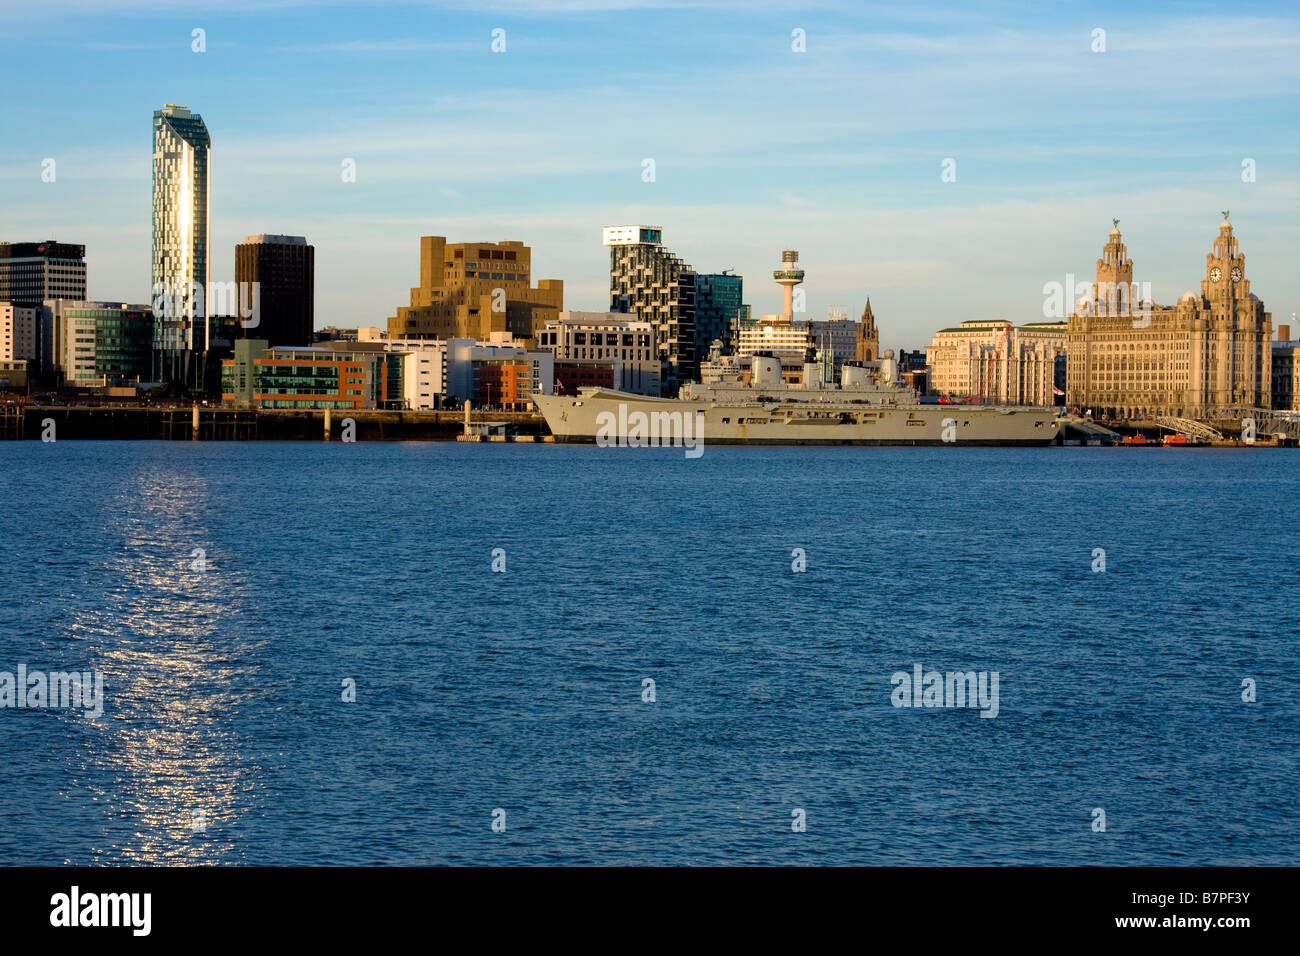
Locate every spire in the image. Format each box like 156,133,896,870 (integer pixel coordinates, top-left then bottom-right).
860,297,875,329
856,297,879,363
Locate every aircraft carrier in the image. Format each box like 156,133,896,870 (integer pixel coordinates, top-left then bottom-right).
534,351,1061,446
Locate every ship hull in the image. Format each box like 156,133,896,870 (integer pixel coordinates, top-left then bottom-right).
534,390,1060,446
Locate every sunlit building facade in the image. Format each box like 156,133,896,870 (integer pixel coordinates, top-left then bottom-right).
1066,220,1271,418
152,105,211,386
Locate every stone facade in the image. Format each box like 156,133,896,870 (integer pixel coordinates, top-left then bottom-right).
926,321,1066,405
1271,326,1300,413
855,298,879,363
1066,220,1271,418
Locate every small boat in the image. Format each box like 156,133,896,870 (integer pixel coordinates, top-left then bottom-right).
1121,434,1153,445
1162,433,1204,446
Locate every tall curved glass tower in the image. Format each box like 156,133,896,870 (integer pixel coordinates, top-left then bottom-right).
151,105,210,388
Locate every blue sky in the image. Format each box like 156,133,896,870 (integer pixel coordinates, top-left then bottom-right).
2,0,1298,347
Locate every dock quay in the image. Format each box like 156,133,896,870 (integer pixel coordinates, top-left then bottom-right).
0,405,548,441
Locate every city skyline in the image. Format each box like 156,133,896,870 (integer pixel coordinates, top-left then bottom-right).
1,0,1298,348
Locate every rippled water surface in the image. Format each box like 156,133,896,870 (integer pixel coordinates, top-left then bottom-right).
1,441,1296,865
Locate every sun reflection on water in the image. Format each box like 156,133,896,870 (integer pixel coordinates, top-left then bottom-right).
66,462,264,864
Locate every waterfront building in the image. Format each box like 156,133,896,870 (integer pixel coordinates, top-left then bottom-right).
553,360,615,394
42,301,153,388
1066,218,1271,418
926,320,1067,406
799,307,860,371
695,271,745,354
604,225,697,393
235,235,314,347
734,316,813,366
151,105,211,387
386,236,564,343
444,339,554,411
898,349,930,395
0,359,26,390
368,338,446,410
221,341,386,410
1271,326,1300,412
535,311,659,396
0,303,38,363
0,241,87,309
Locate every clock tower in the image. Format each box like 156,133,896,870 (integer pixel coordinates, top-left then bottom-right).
1201,212,1251,308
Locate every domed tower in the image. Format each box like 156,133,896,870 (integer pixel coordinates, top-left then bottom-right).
773,250,805,322
1092,219,1134,315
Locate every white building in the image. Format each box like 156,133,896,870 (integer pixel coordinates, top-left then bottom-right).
926,320,1067,405
535,311,660,396
0,303,38,363
734,313,813,364
445,338,553,408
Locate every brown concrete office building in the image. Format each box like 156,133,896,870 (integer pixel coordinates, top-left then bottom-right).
386,236,563,342
235,234,315,347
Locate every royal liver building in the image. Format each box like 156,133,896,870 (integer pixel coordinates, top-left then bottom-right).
1066,217,1271,419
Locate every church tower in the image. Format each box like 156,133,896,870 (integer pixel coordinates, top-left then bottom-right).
855,297,879,363
1091,220,1134,315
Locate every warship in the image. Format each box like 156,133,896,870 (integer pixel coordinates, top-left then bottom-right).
534,349,1061,447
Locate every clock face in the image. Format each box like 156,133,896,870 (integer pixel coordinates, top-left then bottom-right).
1210,267,1222,282
1231,267,1242,281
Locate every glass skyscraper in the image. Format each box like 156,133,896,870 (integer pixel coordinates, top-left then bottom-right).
151,105,210,387
695,271,745,354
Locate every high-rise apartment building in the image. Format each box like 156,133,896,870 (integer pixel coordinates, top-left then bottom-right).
604,225,697,394
0,241,87,308
152,105,211,386
235,234,315,347
386,236,563,342
1066,219,1272,418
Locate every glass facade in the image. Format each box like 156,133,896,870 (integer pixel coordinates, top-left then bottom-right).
695,273,744,354
62,305,153,386
152,106,210,385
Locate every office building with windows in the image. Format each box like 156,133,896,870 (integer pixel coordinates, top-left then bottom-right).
235,234,315,347
386,236,563,343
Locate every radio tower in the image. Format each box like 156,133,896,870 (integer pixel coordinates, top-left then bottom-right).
773,249,805,322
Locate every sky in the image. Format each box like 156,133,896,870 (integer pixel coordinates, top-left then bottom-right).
1,0,1298,349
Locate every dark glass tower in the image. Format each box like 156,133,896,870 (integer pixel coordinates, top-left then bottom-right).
235,235,315,347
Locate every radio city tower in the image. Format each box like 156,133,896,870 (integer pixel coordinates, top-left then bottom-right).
773,249,805,321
